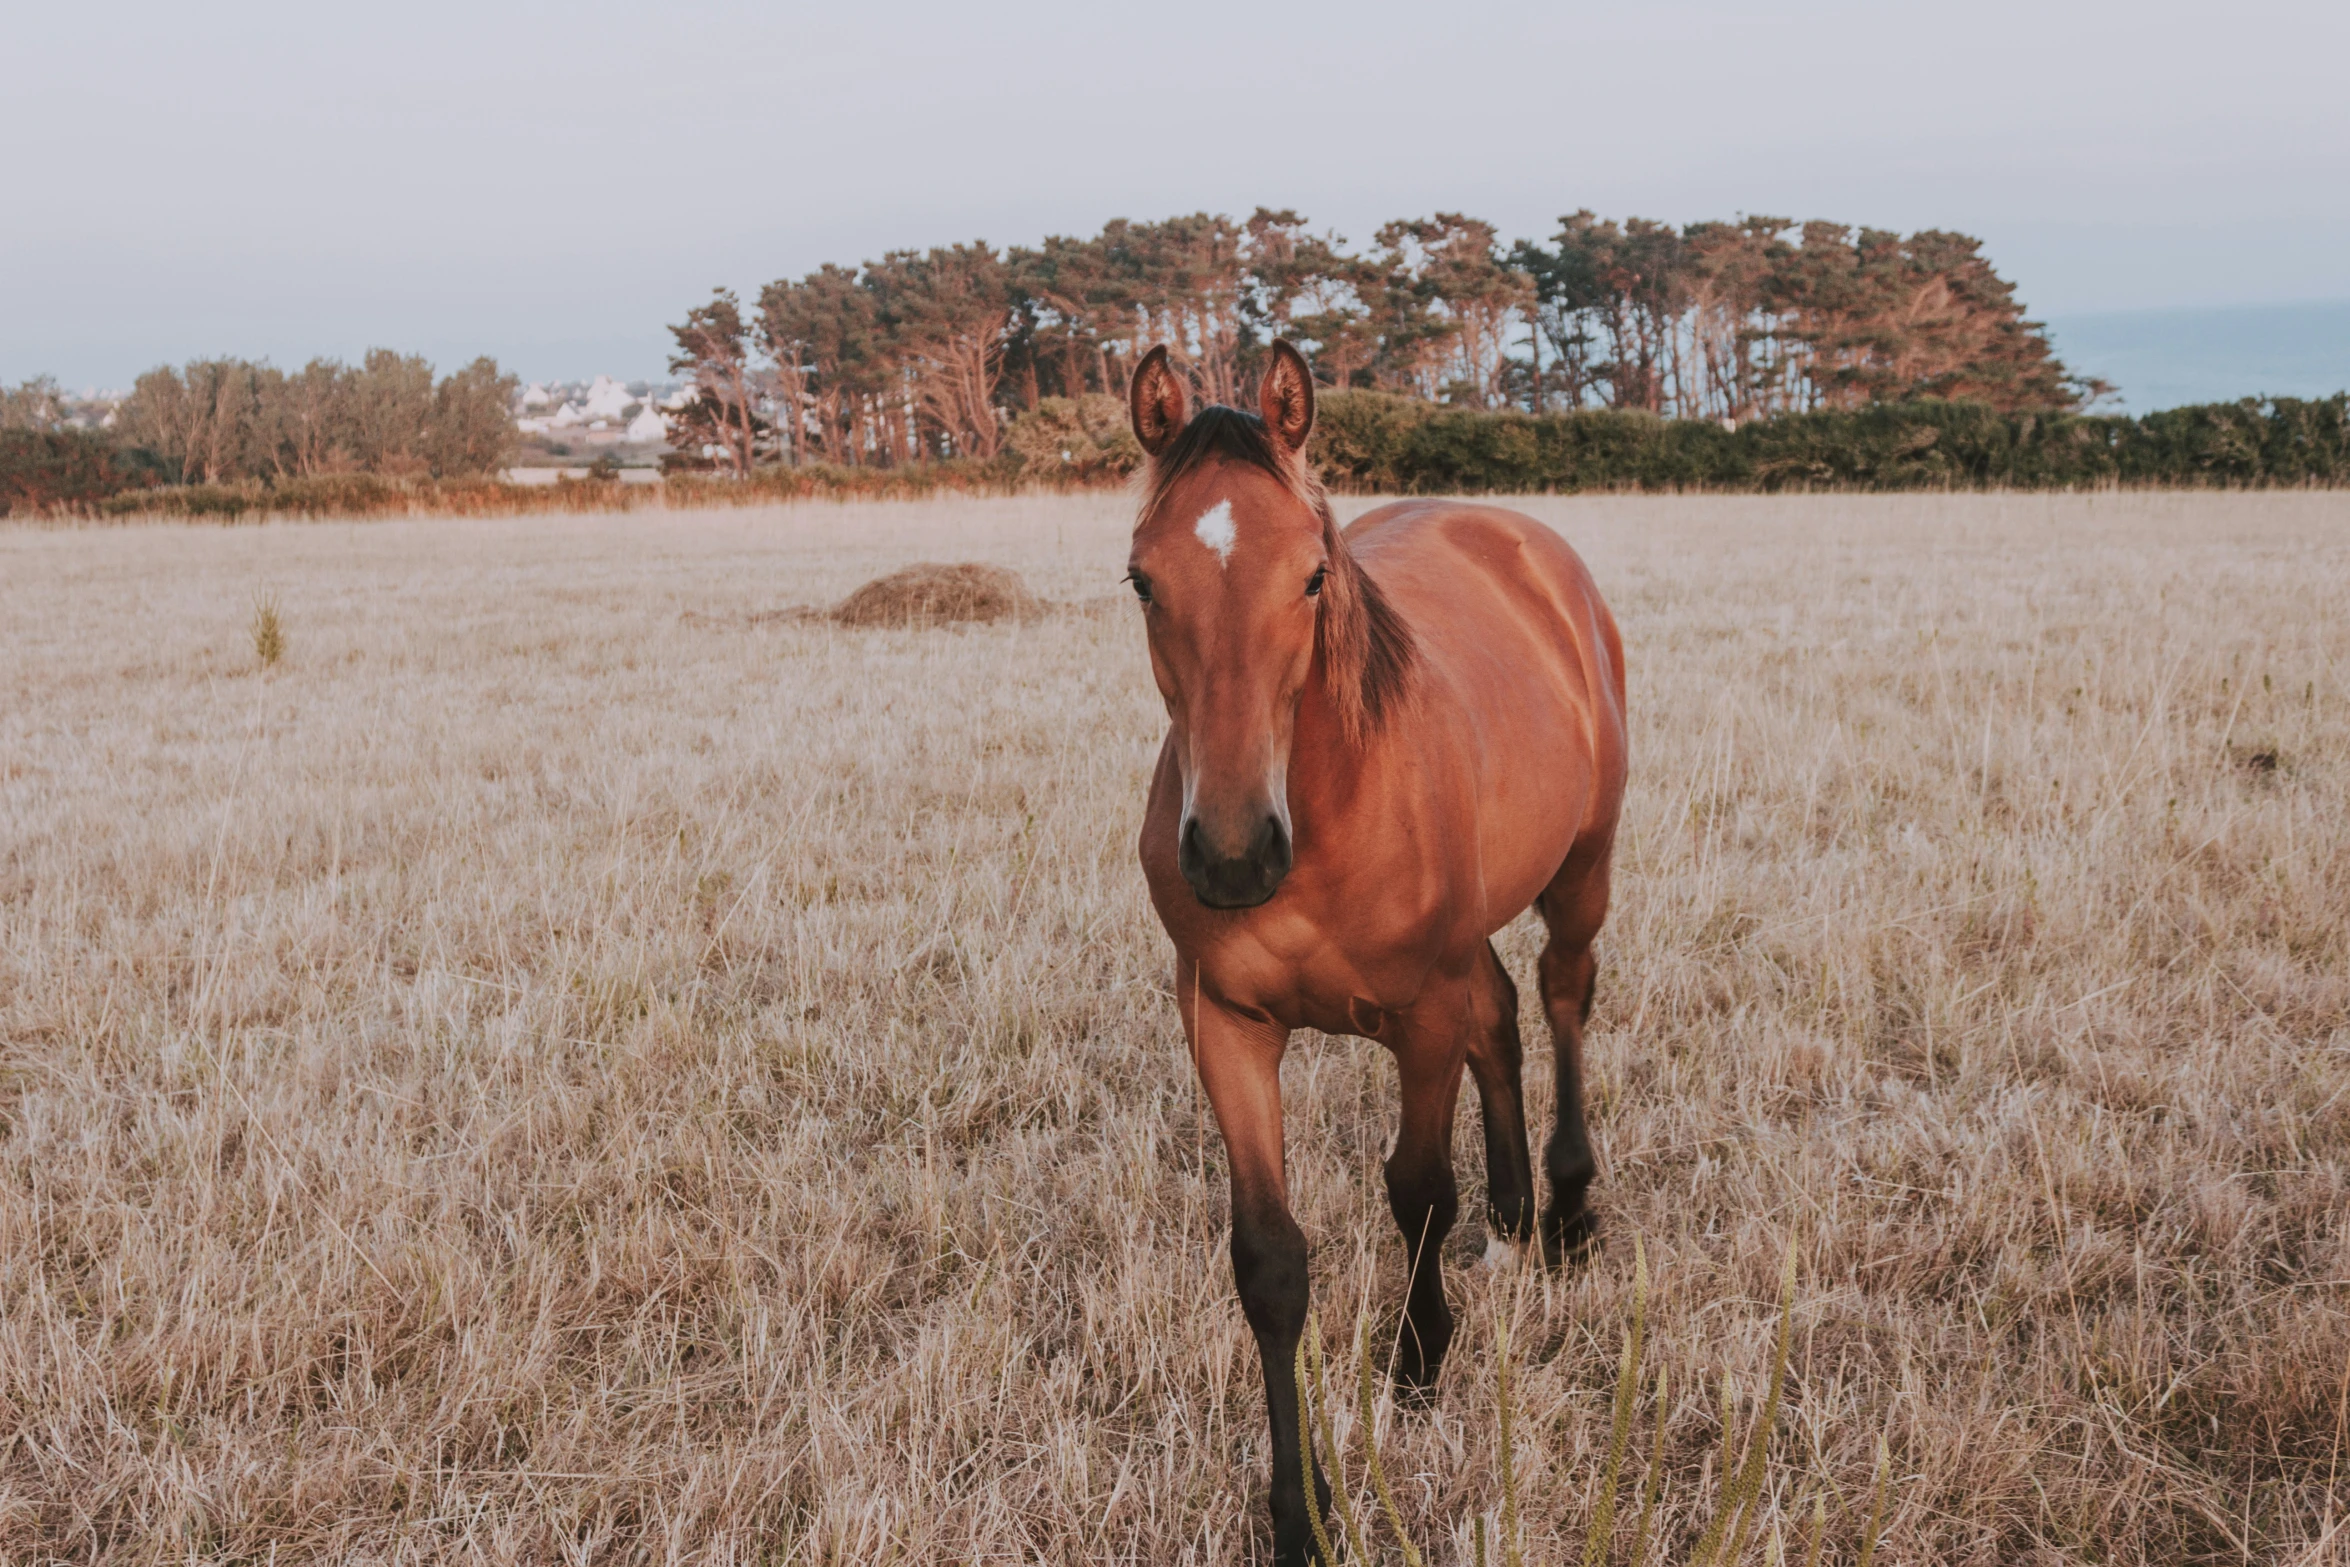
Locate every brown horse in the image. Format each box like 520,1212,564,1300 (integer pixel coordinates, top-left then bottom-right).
1125,342,1628,1564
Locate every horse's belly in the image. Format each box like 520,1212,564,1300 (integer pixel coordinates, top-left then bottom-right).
1466,706,1599,922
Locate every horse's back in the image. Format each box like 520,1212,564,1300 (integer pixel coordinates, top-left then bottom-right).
1347,499,1622,715
1346,500,1627,907
1351,498,1616,667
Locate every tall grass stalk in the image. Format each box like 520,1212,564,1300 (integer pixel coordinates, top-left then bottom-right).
1690,1244,1799,1567
1626,1364,1670,1567
1295,1317,1369,1566
1498,1315,1523,1567
1583,1237,1650,1567
1856,1436,1891,1567
1295,1332,1340,1567
1313,1327,1373,1564
1691,1373,1741,1563
1799,1488,1827,1567
1355,1321,1427,1567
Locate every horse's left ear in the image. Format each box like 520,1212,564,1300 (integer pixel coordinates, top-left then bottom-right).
1259,340,1315,455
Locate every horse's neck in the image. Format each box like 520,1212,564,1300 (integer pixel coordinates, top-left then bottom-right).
1291,660,1393,814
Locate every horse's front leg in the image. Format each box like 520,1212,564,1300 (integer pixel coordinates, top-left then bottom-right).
1185,966,1330,1564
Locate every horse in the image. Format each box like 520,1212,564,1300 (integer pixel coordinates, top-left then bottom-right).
1123,341,1629,1564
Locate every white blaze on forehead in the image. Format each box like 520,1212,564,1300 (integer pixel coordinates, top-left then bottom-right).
1192,499,1237,566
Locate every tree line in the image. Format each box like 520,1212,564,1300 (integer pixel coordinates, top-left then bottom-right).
0,352,518,487
667,209,2091,473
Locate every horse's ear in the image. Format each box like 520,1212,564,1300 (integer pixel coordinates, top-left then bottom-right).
1130,345,1188,457
1259,340,1315,455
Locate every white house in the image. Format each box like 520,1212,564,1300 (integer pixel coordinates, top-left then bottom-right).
582,375,634,421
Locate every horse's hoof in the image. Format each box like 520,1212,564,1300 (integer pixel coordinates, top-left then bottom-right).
1388,1313,1453,1403
1389,1372,1441,1412
1481,1234,1524,1271
1540,1205,1600,1269
1272,1524,1339,1567
1389,1346,1448,1407
1389,1344,1444,1408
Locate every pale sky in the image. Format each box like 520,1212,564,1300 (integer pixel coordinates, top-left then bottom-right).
10,0,2347,388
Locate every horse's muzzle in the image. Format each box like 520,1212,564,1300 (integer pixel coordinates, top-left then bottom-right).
1179,812,1293,909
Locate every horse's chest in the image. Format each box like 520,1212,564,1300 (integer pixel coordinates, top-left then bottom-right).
1189,891,1451,1034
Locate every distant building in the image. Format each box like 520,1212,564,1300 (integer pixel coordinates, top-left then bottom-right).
582,375,633,421
625,403,668,442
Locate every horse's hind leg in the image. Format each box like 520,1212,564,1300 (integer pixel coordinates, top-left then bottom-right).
1537,836,1615,1263
1462,940,1536,1257
1383,1019,1467,1395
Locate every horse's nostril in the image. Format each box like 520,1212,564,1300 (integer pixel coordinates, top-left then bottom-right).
1256,815,1292,874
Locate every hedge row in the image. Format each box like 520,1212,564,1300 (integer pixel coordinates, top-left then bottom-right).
22,460,1047,522
1305,390,2350,493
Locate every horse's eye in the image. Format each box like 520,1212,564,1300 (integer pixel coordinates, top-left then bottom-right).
1305,567,1327,599
1128,571,1153,604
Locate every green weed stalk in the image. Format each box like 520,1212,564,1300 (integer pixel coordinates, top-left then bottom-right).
1295,1331,1344,1567
1498,1315,1522,1567
1690,1243,1798,1567
1357,1322,1427,1567
1626,1362,1670,1567
1583,1237,1649,1567
1857,1434,1891,1567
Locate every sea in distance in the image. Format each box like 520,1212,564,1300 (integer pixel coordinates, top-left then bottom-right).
2042,299,2350,413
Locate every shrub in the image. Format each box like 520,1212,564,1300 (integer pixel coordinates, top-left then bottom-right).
1002,395,1143,481
0,429,157,516
1308,390,1434,491
97,482,265,520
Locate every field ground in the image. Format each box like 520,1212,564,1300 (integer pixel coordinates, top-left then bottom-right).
3,492,2347,1564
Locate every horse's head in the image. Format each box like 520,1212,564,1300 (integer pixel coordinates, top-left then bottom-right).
1125,340,1410,909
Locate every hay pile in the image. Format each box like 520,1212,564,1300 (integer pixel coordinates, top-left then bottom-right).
828,562,1040,627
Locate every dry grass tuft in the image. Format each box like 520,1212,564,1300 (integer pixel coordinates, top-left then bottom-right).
247,590,285,667
829,560,1040,627
1,492,2345,1563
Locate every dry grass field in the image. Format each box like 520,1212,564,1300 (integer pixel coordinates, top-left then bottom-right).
3,491,2347,1565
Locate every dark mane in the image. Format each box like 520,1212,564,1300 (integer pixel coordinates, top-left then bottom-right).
1139,404,1291,521
1139,401,1416,745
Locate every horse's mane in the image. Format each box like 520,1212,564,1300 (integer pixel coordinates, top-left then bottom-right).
1139,404,1415,746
